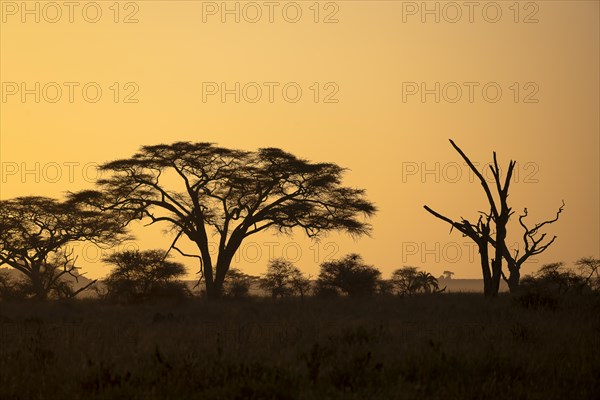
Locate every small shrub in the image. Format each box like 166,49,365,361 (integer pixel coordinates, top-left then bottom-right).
102,249,190,302
390,266,442,296
513,290,559,311
223,268,253,299
260,258,311,299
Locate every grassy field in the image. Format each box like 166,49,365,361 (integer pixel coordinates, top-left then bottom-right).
0,293,599,400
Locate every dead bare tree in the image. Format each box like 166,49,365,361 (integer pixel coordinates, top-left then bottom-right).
425,139,514,296
424,206,496,296
425,139,562,295
493,201,565,292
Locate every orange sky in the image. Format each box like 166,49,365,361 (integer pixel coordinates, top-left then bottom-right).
1,0,598,280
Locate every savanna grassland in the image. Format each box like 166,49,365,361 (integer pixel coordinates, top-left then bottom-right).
1,293,599,400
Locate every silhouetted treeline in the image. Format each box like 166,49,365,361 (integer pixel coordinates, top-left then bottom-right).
1,140,594,303
3,249,597,303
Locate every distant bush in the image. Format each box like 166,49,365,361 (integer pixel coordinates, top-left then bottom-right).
515,260,600,309
520,262,589,296
223,268,253,299
390,266,442,296
102,250,190,302
316,254,381,297
0,270,27,300
377,279,394,296
260,258,311,299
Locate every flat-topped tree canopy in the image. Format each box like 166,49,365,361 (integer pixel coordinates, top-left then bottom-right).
73,141,377,299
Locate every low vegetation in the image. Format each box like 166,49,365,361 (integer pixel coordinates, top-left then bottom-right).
99,250,191,302
0,293,598,399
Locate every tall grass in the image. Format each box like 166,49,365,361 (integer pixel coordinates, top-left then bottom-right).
0,293,599,399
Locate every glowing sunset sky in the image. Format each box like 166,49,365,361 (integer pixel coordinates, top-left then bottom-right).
1,1,598,279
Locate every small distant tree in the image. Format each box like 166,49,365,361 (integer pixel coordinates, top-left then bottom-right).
223,268,253,298
260,258,309,299
442,270,454,280
391,267,421,296
575,257,600,291
415,271,442,293
391,266,443,296
290,270,312,300
103,250,190,302
316,254,381,297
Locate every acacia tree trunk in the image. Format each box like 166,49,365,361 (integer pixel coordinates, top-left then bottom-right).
207,276,224,300
205,247,237,301
204,270,216,300
206,267,225,301
29,269,48,300
206,233,245,301
195,236,219,300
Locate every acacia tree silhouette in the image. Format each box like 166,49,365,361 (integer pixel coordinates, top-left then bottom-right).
0,196,127,299
425,139,563,295
74,142,376,300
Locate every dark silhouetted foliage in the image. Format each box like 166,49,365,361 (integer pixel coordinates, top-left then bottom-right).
1,294,599,400
391,266,442,296
515,261,600,309
0,269,28,300
316,254,381,297
223,268,253,299
520,262,587,295
576,256,600,291
259,258,311,299
102,250,190,302
0,252,96,301
441,270,454,280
